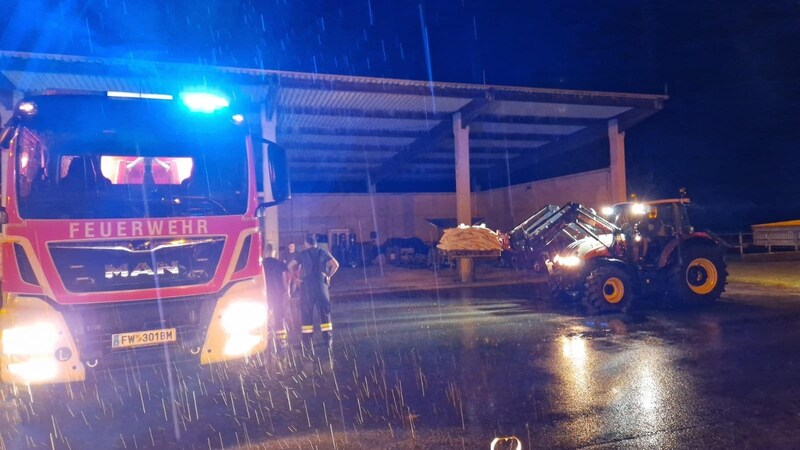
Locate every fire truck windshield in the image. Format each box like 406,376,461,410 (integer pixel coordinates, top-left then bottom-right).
14,126,249,219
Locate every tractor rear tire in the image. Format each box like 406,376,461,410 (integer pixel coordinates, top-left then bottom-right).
668,245,727,306
583,265,633,314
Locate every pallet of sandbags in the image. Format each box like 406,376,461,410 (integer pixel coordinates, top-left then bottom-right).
437,224,503,256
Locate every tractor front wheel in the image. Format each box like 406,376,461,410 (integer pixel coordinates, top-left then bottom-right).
668,246,727,305
583,265,633,314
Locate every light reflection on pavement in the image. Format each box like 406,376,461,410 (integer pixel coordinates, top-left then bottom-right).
1,283,800,449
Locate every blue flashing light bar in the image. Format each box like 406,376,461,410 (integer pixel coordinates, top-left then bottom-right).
180,92,230,113
107,91,173,100
18,101,37,115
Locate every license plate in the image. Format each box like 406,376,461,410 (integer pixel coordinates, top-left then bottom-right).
112,328,176,349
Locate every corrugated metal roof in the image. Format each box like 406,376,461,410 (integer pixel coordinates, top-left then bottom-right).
0,51,667,187
2,70,178,94
278,88,470,113
0,51,667,104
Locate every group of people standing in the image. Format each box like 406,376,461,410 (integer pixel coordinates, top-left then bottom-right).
262,235,339,354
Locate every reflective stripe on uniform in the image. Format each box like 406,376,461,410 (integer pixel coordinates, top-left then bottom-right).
320,322,333,332
301,325,314,334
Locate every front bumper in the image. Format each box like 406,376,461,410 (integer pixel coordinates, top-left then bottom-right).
0,277,268,386
547,263,585,292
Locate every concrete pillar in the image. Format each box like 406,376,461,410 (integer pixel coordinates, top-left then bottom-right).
453,112,473,283
608,118,627,203
366,182,385,277
260,103,279,251
608,119,628,203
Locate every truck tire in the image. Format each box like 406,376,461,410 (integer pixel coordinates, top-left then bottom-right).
583,265,633,314
668,245,727,305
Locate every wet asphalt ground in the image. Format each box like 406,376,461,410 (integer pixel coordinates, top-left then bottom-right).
2,281,800,449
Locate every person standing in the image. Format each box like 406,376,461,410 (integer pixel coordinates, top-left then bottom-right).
263,243,290,349
280,242,300,298
298,235,339,352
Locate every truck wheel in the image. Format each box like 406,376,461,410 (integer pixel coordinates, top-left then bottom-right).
583,265,633,314
669,246,727,305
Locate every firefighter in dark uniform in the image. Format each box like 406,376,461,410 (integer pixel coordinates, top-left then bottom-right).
297,234,339,352
262,243,290,349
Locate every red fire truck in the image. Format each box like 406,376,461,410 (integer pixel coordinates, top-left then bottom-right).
0,90,289,385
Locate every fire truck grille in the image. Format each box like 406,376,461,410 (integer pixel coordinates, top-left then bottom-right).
59,294,217,367
49,237,225,293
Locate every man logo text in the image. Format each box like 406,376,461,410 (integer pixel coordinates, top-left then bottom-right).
105,262,180,279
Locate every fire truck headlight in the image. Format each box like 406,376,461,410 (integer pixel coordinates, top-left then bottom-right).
601,206,615,217
554,255,582,268
7,358,58,384
180,92,230,113
2,322,60,356
220,301,268,335
223,334,264,357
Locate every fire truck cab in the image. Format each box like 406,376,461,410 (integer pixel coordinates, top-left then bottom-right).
0,91,289,385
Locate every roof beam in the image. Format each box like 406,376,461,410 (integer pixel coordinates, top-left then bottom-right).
422,152,521,160
479,124,609,187
491,90,666,109
473,114,605,127
288,152,394,162
280,142,407,152
370,96,494,183
278,126,425,139
279,106,449,121
290,161,378,169
616,106,662,132
470,132,563,142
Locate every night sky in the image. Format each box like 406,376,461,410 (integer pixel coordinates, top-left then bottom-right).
1,0,798,230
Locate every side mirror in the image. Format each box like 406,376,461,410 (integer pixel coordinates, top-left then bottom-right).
253,136,291,209
0,207,8,226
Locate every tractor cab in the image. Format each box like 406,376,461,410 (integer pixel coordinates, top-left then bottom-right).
601,198,693,267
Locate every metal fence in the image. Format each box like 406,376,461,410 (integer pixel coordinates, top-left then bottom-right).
716,231,800,256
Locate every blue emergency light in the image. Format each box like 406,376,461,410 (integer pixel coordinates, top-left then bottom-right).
179,92,230,113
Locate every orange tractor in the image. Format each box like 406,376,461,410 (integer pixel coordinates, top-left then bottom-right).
509,196,727,313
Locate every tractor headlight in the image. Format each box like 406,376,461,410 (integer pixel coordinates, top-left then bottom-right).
2,322,60,356
630,203,649,215
553,254,582,268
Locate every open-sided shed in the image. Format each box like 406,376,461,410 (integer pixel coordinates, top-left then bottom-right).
0,51,666,280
